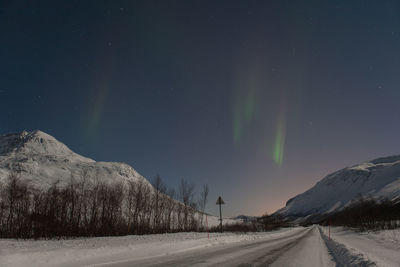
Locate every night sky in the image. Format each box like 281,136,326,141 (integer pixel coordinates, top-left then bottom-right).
1,1,400,217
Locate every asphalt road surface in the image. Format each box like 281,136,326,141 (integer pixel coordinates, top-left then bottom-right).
91,226,334,267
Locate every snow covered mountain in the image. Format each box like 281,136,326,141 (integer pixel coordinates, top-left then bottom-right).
277,155,400,218
0,130,151,189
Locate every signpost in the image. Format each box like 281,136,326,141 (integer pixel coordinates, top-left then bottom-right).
216,196,225,233
206,214,209,239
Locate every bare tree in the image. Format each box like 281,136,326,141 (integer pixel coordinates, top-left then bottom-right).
178,179,195,230
125,180,136,233
2,172,30,237
165,188,176,230
151,175,167,232
198,184,209,228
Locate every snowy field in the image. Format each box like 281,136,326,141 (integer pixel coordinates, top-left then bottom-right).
1,226,400,266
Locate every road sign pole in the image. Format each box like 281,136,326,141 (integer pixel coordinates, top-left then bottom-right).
216,196,225,233
219,202,222,233
206,214,209,239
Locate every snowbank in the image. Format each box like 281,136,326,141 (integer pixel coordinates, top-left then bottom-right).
320,226,400,266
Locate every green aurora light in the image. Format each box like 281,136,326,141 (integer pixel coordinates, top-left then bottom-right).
273,122,285,166
233,90,256,144
273,104,286,166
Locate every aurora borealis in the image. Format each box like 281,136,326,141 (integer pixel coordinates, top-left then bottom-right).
2,1,400,217
273,105,286,167
233,89,256,144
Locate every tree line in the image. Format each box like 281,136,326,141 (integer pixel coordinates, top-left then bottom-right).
0,172,209,239
321,196,400,231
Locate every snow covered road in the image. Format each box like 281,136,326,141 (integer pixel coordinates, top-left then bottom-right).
0,228,304,267
77,226,334,267
93,227,314,266
3,226,400,266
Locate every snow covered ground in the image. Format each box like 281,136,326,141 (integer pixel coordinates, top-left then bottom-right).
321,226,400,266
204,214,241,227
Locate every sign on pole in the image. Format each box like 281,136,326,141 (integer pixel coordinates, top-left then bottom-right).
216,196,225,233
216,196,225,205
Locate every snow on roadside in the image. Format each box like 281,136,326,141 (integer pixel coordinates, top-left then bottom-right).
319,227,376,266
320,226,400,267
0,228,303,267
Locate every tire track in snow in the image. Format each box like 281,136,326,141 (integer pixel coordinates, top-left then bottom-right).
251,227,314,266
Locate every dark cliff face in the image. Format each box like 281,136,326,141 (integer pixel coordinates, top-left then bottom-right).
285,196,296,206
1,130,64,155
0,131,28,155
371,155,400,164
